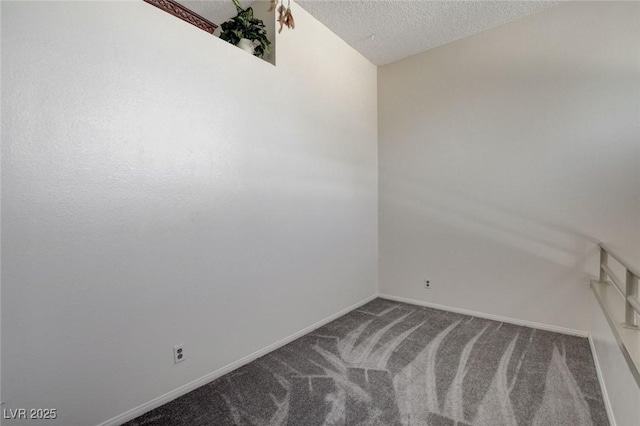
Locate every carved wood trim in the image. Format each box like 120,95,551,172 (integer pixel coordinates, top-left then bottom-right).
143,0,218,34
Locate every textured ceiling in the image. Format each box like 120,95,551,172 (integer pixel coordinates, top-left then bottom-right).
178,1,559,66
295,0,559,65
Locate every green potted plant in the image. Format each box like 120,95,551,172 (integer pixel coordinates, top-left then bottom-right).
219,0,271,58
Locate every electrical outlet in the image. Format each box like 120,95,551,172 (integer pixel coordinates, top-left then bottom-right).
174,344,185,364
424,280,431,289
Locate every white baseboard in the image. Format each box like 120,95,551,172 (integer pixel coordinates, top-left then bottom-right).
588,335,617,426
380,294,616,421
99,292,594,426
96,293,378,426
378,293,589,338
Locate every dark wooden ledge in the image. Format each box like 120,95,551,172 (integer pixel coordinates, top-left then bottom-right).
143,0,218,34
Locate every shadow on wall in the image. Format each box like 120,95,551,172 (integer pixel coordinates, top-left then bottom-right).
381,170,599,267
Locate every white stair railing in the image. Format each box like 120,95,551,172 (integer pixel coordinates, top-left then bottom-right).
598,243,640,329
591,242,640,388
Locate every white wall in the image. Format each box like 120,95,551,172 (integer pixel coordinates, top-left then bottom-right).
591,296,640,426
1,1,377,425
378,1,640,332
0,1,3,418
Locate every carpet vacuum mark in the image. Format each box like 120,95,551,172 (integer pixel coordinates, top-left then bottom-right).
124,298,609,425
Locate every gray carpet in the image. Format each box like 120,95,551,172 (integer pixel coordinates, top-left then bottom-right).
124,298,609,425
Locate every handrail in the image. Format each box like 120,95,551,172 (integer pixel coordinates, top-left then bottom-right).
591,280,640,386
598,243,639,328
600,242,640,281
600,262,625,297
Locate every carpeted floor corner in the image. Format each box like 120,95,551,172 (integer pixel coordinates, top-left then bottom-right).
123,298,609,425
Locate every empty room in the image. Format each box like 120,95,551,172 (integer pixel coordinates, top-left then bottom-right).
1,0,639,425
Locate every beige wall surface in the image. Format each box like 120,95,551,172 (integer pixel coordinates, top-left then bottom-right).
1,1,377,425
378,1,639,332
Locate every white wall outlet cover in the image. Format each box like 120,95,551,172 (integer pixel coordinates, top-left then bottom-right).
173,345,185,364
